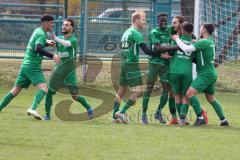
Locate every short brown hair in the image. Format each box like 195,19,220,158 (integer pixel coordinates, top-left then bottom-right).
132,10,146,23
203,23,214,35
157,12,168,19
182,21,193,33
41,14,54,22
174,15,185,24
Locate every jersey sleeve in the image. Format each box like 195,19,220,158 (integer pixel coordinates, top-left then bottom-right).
193,39,209,50
35,33,46,46
134,31,144,45
150,30,161,44
69,38,77,48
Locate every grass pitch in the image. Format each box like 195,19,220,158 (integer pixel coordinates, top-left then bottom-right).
0,87,240,160
0,56,239,160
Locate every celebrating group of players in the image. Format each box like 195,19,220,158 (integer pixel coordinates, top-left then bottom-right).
0,10,229,126
0,15,93,120
112,10,229,126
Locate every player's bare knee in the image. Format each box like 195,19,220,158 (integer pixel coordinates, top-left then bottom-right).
117,90,125,98
205,94,215,103
41,88,48,94
37,83,48,93
11,87,21,96
174,94,181,103
186,90,193,98
186,88,196,98
182,96,188,104
117,86,127,97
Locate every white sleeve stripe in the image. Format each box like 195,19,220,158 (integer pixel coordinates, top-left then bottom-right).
54,37,72,47
175,38,196,53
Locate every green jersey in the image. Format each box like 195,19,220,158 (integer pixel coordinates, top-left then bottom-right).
120,27,144,65
56,35,77,62
193,37,216,73
48,35,78,91
55,35,77,77
149,27,171,65
170,35,193,76
22,27,47,68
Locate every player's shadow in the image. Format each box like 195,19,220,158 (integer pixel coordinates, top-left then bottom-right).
55,86,115,121
143,123,240,132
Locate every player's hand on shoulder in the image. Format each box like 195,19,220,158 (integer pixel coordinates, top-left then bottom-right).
191,39,197,43
172,34,179,40
46,40,56,47
161,52,172,59
53,54,61,64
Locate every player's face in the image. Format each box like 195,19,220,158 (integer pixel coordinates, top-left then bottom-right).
62,21,73,34
138,14,146,29
172,18,181,32
43,20,54,32
200,25,205,37
158,17,167,29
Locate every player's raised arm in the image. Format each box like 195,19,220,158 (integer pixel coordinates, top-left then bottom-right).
49,19,75,47
48,32,71,47
172,34,196,53
54,36,71,46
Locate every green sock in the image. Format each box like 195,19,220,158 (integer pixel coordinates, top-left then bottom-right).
45,91,54,117
0,92,15,111
120,99,135,114
180,104,189,119
142,91,151,115
211,100,225,120
156,90,168,114
76,96,91,111
168,97,177,118
189,96,202,117
113,100,120,119
176,103,182,117
31,89,46,110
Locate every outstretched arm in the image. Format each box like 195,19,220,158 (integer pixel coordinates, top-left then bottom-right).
139,43,174,59
54,37,71,47
172,35,196,52
154,43,179,52
49,32,72,47
139,43,162,57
